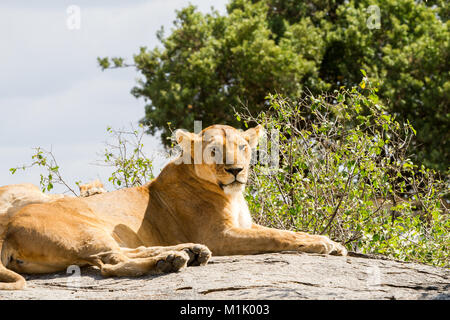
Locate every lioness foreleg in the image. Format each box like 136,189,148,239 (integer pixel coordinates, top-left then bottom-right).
210,225,347,256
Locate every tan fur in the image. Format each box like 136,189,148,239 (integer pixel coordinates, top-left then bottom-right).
0,125,346,290
0,184,66,238
0,180,107,232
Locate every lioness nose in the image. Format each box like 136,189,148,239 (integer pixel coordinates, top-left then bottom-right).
225,167,243,176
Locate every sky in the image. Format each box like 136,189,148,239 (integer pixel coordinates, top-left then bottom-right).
0,0,228,194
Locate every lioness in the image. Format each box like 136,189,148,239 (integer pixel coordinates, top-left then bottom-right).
78,179,107,197
0,125,346,290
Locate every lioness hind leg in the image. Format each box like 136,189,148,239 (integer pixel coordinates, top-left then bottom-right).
95,250,190,277
120,243,211,267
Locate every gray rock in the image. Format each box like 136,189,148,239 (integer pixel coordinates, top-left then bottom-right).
0,252,448,300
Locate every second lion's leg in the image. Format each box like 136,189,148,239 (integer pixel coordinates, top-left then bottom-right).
91,250,190,277
120,243,211,266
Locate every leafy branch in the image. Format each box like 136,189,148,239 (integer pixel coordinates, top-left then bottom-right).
10,147,78,196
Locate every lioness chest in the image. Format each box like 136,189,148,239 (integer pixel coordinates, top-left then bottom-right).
227,194,253,229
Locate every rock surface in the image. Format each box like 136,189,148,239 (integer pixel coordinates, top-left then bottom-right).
0,252,448,300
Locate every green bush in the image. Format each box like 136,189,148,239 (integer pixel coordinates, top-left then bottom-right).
240,78,449,267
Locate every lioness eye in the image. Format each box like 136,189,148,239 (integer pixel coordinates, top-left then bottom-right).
211,147,217,157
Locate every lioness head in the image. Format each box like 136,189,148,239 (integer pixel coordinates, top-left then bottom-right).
79,179,106,197
175,124,263,195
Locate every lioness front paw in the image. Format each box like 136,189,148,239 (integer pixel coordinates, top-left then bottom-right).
317,235,347,256
183,244,212,266
296,235,347,256
330,240,347,256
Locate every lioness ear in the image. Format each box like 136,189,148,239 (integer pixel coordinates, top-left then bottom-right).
175,129,197,152
242,124,264,148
